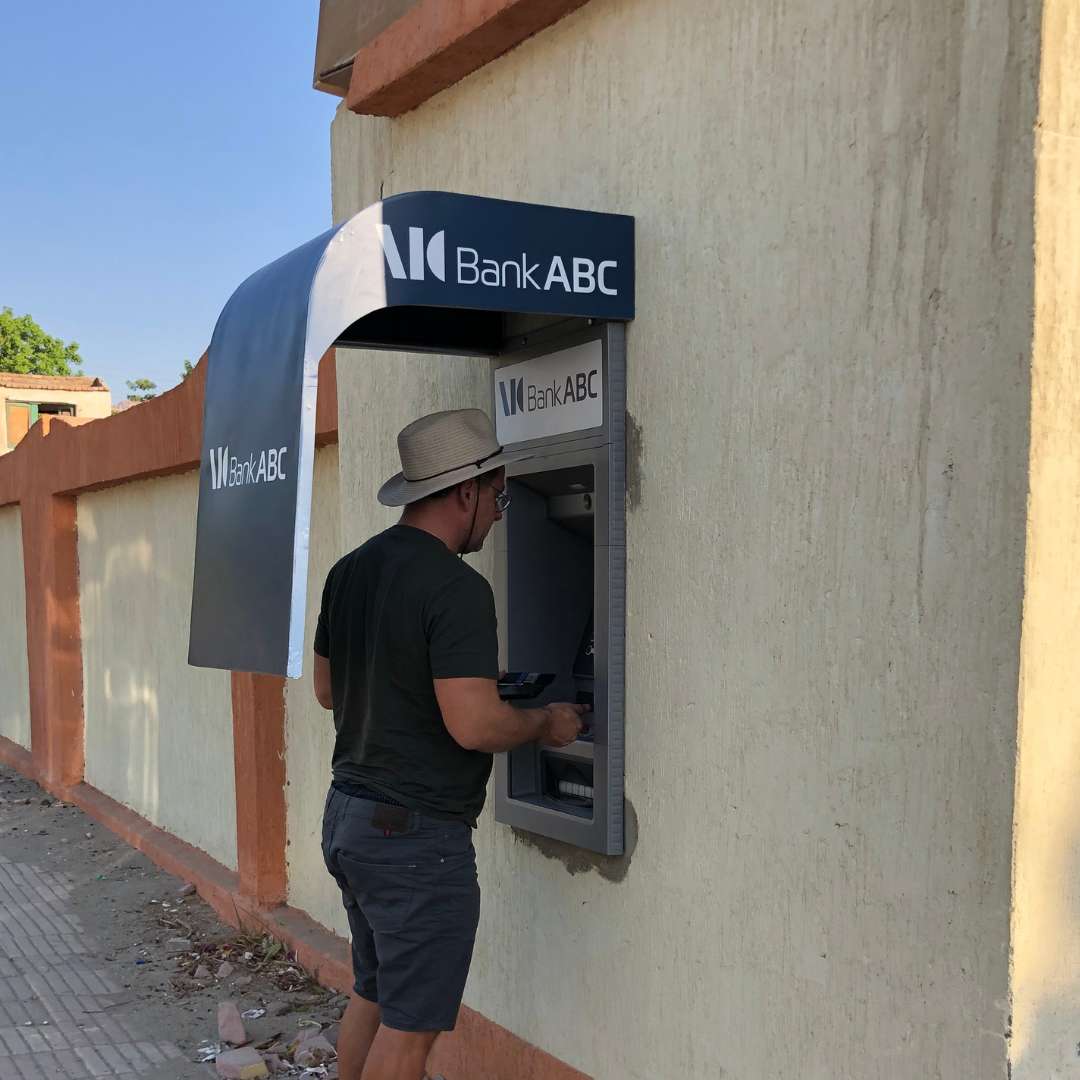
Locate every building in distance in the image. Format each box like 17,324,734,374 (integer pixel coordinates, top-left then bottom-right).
0,373,112,454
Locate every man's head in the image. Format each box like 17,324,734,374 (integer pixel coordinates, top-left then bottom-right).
378,409,526,555
405,467,507,554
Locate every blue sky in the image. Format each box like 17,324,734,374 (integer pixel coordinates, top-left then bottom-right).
0,2,339,398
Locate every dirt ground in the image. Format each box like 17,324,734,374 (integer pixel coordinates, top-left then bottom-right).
0,764,346,1075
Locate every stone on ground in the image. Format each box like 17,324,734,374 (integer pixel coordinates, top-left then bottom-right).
215,1046,269,1079
293,1035,337,1067
217,1000,248,1045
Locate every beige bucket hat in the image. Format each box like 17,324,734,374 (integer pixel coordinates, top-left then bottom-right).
377,408,531,507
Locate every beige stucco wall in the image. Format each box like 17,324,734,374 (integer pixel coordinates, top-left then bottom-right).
285,444,347,932
0,505,30,749
329,0,1036,1077
0,387,112,451
1011,3,1080,1075
78,471,237,870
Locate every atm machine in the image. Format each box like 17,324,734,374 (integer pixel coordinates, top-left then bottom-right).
492,320,625,856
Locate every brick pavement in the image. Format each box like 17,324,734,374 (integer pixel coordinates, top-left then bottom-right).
0,853,206,1079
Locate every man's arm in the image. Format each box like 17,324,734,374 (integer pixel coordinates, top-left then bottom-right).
313,652,332,710
434,677,584,753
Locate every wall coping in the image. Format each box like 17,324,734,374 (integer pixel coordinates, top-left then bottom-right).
346,0,595,116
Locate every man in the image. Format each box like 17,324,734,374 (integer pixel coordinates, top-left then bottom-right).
312,408,586,1080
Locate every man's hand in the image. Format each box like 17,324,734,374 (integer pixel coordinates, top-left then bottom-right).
540,703,588,748
435,679,589,753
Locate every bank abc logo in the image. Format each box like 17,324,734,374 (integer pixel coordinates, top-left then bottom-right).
497,370,598,418
499,377,525,417
208,444,289,491
378,222,620,297
377,224,445,282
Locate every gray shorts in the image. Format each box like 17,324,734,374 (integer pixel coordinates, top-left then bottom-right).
321,785,481,1032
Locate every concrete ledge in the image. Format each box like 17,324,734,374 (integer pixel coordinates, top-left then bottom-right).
0,735,37,782
430,1004,591,1080
254,903,354,993
346,0,594,116
58,779,358,995
60,781,247,930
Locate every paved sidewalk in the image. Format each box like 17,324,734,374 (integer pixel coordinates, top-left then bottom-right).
0,851,204,1079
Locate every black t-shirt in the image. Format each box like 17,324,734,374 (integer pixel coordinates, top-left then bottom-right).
314,524,498,825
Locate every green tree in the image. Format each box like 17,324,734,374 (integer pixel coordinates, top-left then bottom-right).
180,358,195,380
0,307,83,376
126,378,158,402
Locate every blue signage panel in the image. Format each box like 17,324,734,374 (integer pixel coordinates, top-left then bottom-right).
378,192,633,319
188,191,634,677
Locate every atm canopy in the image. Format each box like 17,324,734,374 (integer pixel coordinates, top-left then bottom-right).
188,190,635,678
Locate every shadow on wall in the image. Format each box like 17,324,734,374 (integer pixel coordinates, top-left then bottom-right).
77,474,236,870
284,444,348,938
0,505,30,749
80,514,163,826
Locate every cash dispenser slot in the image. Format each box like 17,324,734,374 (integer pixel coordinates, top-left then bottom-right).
542,752,594,815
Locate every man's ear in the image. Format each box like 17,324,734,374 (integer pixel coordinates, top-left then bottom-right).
450,479,473,511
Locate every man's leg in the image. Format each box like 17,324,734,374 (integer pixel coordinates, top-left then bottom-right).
323,788,383,1079
360,1027,439,1080
330,811,479,1080
338,993,382,1079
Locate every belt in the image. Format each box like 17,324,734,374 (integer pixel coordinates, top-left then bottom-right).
332,780,407,808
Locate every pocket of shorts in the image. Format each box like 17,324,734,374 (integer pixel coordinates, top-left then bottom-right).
436,823,475,864
320,789,339,870
336,852,420,933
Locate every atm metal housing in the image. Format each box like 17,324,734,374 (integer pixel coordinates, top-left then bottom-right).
491,320,626,855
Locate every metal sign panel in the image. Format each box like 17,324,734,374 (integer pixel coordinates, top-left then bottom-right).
494,339,603,444
188,191,634,678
